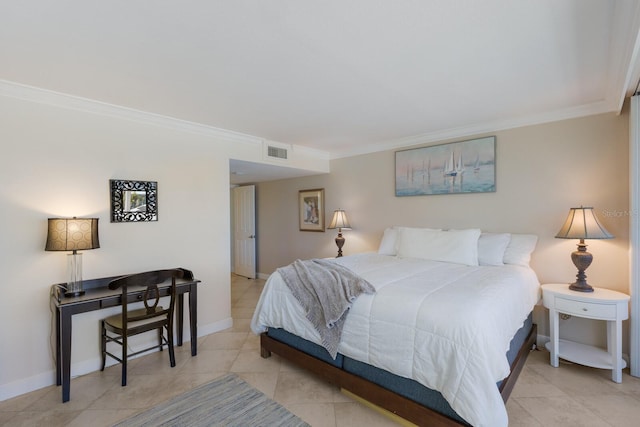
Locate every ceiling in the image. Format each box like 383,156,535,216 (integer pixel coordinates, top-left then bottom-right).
3,1,640,183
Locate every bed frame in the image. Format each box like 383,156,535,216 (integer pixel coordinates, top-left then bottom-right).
260,323,537,427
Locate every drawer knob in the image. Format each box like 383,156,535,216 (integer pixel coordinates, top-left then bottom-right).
582,307,588,311
137,295,143,300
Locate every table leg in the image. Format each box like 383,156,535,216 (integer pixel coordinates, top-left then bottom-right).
190,284,197,356
609,320,623,383
549,308,559,367
176,293,184,346
55,307,61,386
60,309,72,402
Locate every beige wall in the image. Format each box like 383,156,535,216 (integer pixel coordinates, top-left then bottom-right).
0,87,329,401
0,94,230,400
256,111,630,346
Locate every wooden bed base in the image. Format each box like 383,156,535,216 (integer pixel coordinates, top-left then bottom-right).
260,324,537,427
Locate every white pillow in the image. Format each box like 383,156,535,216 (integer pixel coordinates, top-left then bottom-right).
503,234,538,266
378,227,399,255
397,228,481,266
478,233,511,266
378,226,441,255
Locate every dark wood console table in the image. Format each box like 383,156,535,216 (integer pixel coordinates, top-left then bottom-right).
51,273,200,402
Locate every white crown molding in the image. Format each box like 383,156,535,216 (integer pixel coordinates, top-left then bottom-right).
0,79,264,146
331,99,616,159
0,79,618,162
0,79,336,163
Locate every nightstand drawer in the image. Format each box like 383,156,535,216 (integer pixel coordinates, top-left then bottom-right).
555,297,616,319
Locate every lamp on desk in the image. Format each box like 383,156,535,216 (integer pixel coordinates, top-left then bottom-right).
328,209,351,258
555,206,613,292
45,217,100,297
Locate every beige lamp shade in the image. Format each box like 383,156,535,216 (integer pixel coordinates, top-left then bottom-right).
328,209,351,230
45,217,100,252
555,207,613,240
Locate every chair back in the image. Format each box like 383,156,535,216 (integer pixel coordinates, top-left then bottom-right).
108,268,192,329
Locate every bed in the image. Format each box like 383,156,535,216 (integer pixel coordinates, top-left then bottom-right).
251,227,540,426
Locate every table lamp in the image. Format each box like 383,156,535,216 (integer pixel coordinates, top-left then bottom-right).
555,206,613,292
45,217,100,297
328,209,351,257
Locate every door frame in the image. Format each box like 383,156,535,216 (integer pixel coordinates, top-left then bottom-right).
630,95,639,376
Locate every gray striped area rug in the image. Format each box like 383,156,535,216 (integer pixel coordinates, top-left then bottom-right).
116,373,310,427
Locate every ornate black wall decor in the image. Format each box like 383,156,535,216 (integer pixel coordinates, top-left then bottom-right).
110,179,158,222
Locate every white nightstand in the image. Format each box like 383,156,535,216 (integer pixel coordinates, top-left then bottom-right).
541,283,630,383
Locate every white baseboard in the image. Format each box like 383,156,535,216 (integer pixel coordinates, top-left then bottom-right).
198,317,233,338
0,371,56,403
0,317,233,402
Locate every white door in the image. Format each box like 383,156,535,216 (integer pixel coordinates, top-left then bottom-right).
630,95,639,376
233,185,256,279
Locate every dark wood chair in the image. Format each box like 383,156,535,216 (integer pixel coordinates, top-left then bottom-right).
100,268,192,386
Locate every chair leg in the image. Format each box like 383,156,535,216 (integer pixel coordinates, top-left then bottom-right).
121,334,127,387
158,328,163,352
100,321,107,371
167,325,176,367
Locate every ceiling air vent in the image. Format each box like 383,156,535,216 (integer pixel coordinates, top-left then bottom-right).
267,145,288,160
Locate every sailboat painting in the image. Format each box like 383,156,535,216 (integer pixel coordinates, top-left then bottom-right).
395,136,496,196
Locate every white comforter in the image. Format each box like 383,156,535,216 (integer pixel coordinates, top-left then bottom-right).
251,253,540,427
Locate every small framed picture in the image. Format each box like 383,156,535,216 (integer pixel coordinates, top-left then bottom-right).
299,188,325,231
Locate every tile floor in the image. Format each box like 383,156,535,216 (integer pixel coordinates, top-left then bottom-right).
2,275,640,426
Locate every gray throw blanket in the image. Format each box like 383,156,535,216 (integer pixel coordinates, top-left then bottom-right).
277,258,375,359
